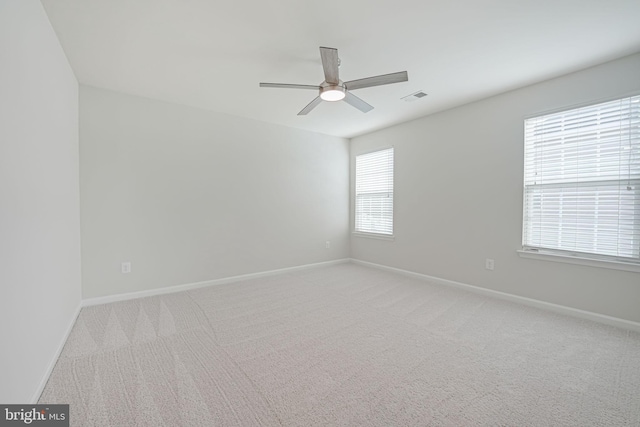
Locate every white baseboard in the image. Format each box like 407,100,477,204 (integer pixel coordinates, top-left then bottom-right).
31,301,82,404
82,258,351,307
350,258,640,333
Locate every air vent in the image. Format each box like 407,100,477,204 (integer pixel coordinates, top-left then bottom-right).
401,91,428,102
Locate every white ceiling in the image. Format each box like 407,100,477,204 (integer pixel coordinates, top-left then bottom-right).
41,0,640,138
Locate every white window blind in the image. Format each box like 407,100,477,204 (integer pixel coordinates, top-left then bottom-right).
355,148,394,235
523,95,640,263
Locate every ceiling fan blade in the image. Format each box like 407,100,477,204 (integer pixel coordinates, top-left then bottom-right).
298,96,323,115
344,71,408,91
260,83,321,90
319,47,340,84
343,91,374,113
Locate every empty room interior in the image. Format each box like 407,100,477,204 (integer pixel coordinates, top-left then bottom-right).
2,0,640,425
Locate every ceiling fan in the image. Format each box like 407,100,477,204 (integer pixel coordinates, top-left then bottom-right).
260,47,408,115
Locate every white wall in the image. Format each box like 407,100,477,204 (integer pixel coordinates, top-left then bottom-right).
351,53,640,323
0,0,81,403
80,86,349,298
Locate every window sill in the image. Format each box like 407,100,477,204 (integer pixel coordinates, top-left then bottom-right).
517,249,640,273
352,232,395,241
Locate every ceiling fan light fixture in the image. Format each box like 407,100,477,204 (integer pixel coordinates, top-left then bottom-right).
320,85,346,102
259,47,408,115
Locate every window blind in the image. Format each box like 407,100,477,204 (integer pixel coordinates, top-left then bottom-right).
355,148,394,235
523,95,640,262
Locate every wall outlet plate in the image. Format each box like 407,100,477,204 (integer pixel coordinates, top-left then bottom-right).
121,261,131,274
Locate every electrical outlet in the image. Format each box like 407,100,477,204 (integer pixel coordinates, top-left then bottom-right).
325,241,331,249
121,261,131,274
485,258,494,271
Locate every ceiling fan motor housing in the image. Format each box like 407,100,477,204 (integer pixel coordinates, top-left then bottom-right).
320,81,346,101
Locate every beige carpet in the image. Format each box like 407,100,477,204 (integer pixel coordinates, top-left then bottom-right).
40,263,640,426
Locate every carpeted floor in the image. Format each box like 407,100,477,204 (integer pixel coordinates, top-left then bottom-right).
39,263,640,426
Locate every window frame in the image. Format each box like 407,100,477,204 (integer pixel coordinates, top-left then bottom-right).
353,147,395,238
519,93,640,272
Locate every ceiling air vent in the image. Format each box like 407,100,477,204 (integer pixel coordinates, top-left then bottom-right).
401,91,428,102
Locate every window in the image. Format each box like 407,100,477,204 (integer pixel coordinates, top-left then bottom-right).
355,148,394,235
522,95,640,264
